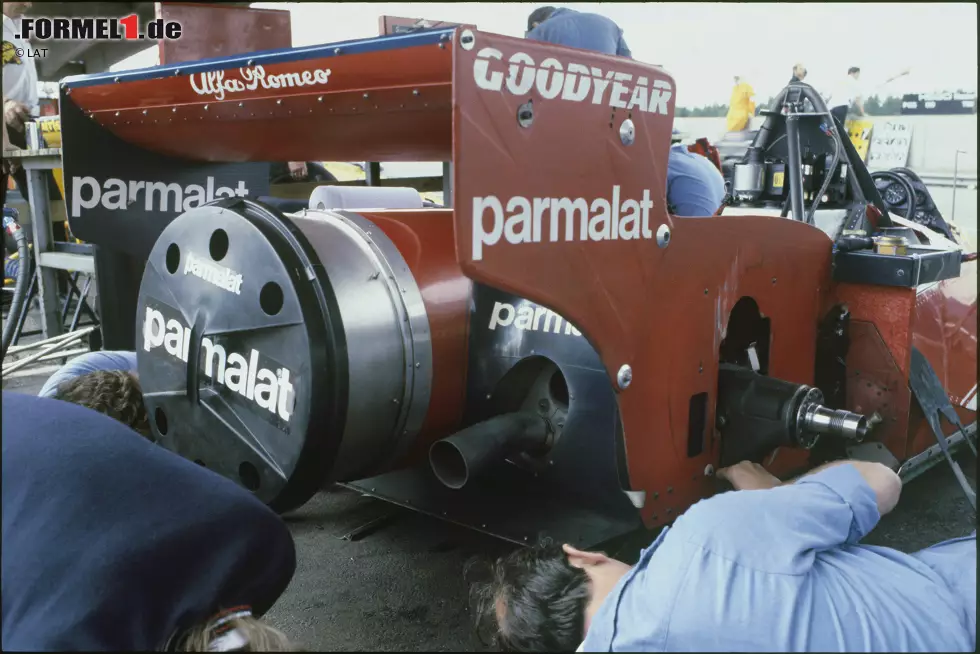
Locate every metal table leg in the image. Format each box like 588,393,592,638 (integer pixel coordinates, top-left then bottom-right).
442,161,453,207
60,271,80,326
25,168,62,340
69,274,96,332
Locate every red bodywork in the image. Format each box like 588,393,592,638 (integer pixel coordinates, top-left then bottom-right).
64,29,977,528
155,3,293,65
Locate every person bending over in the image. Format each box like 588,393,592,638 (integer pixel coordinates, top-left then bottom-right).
667,143,726,216
2,392,300,651
526,6,630,57
38,349,138,398
476,459,976,652
526,8,724,217
37,350,151,436
53,369,151,438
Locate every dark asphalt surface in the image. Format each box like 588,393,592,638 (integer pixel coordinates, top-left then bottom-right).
3,366,976,652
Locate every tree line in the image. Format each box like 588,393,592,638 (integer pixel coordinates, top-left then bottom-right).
676,95,905,118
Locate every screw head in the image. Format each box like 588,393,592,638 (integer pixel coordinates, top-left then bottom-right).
616,364,633,390
619,118,636,146
517,100,534,128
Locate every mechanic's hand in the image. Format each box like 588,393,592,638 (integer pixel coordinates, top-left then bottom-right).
287,161,308,181
716,461,783,491
4,100,30,132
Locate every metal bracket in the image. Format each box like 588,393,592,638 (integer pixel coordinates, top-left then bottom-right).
908,347,977,512
899,422,976,484
845,441,900,470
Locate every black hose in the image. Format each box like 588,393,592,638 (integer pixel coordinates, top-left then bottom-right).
890,167,924,184
806,126,841,224
784,115,806,222
870,171,918,221
2,209,32,360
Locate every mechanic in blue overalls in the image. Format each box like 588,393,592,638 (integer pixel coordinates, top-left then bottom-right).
479,459,976,651
525,6,726,217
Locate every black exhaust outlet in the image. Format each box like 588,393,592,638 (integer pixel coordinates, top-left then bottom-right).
429,411,550,490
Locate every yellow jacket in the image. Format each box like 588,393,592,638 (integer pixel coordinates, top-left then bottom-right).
726,81,756,132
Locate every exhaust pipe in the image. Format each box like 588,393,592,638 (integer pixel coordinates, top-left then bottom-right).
429,412,550,490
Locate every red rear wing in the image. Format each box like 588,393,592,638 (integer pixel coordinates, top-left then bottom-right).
62,28,835,521
64,30,456,162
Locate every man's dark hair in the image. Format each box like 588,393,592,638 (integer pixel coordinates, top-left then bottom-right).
527,6,557,32
54,370,152,439
848,66,861,75
471,542,590,652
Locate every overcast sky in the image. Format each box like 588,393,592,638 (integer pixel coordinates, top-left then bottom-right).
114,2,977,108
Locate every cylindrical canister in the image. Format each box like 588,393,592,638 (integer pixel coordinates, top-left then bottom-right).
24,121,41,151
